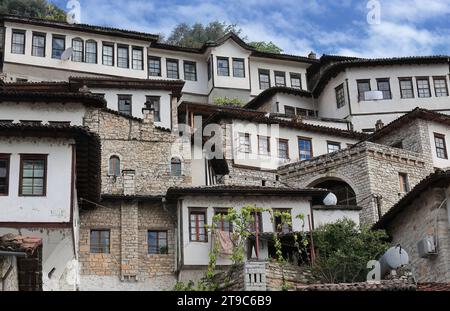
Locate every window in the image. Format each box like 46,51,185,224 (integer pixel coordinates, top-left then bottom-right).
170,157,182,176
214,209,232,232
327,141,341,154
166,59,179,79
102,43,114,66
399,78,414,98
117,45,129,68
52,35,65,59
183,61,197,81
357,79,371,101
148,56,161,76
207,58,212,81
258,136,270,155
146,96,161,122
232,58,245,77
259,69,270,90
433,77,449,97
417,77,431,98
274,71,286,87
0,154,10,196
434,133,448,159
298,137,313,161
189,209,207,242
296,108,316,117
284,106,296,117
239,133,251,153
217,57,229,76
377,78,392,99
132,47,143,70
248,212,263,233
290,73,301,89
11,30,25,54
278,139,289,159
71,38,83,62
335,83,346,108
90,230,110,253
118,95,132,116
108,156,120,177
148,231,168,254
399,173,409,193
274,209,292,233
32,32,45,57
85,40,97,64
19,155,47,196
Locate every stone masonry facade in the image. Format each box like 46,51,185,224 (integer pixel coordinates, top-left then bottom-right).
279,141,434,225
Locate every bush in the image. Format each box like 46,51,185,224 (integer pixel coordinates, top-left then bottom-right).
312,219,389,283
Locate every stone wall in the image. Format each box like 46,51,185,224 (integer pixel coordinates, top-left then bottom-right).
0,256,19,291
220,160,281,187
386,186,450,283
78,201,177,290
279,142,433,225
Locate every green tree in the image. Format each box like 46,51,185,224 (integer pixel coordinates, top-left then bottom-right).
312,219,389,283
0,0,67,21
164,21,282,53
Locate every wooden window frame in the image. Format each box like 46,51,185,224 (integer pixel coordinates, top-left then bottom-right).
31,32,46,57
434,133,448,159
416,76,431,98
183,60,197,81
131,46,143,70
0,154,11,196
147,230,168,255
166,58,179,79
189,208,208,242
273,208,292,233
258,69,271,90
433,76,449,97
19,154,48,197
284,105,296,117
327,141,341,154
108,155,121,177
290,73,302,89
117,44,130,68
277,138,290,160
117,94,132,116
102,42,114,66
376,78,392,100
85,40,98,64
146,96,161,122
148,56,161,77
274,71,286,87
399,77,415,99
232,58,245,78
214,208,233,232
257,135,271,155
11,29,26,55
71,37,84,62
298,136,313,161
399,173,409,193
51,35,66,59
356,79,371,101
335,83,346,108
89,229,110,254
216,56,230,76
170,157,182,176
239,133,251,153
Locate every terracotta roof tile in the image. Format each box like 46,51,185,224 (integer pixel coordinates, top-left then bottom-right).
296,280,416,291
0,234,42,255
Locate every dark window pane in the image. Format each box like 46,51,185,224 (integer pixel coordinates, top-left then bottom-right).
184,61,197,81
117,46,129,68
132,47,143,70
148,57,161,76
259,69,270,89
86,41,97,64
217,57,229,76
103,44,114,66
167,59,179,79
32,34,45,57
118,95,132,115
400,78,414,98
90,230,110,253
12,31,25,54
232,58,245,77
52,37,65,59
72,38,83,62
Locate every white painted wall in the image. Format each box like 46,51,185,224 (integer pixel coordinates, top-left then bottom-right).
317,71,351,121
313,208,360,228
4,21,150,80
249,57,309,96
0,102,87,126
89,88,172,128
273,93,316,114
427,122,450,169
0,137,73,223
231,119,358,170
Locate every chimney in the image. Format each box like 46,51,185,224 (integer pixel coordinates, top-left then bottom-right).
122,169,136,196
375,119,384,131
308,51,317,60
142,104,154,125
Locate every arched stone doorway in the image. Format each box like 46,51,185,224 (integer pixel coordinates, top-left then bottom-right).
309,178,357,206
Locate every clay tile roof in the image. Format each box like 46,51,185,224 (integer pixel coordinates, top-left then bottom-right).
373,169,450,229
296,280,416,291
0,234,42,255
417,282,450,291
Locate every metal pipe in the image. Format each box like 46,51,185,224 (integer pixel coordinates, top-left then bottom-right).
0,251,27,257
307,215,316,266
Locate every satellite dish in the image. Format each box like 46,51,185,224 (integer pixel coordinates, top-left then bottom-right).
323,192,338,206
380,245,409,276
364,90,384,100
61,47,74,61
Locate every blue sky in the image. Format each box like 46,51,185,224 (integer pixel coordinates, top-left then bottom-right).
50,0,450,58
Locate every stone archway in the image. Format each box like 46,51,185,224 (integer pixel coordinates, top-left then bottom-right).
308,177,357,206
